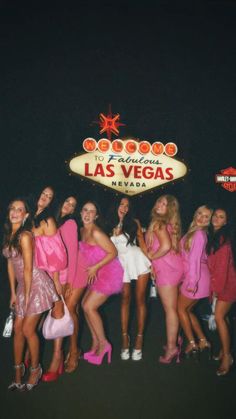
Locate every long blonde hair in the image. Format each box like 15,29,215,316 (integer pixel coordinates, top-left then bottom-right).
148,194,182,253
184,205,212,251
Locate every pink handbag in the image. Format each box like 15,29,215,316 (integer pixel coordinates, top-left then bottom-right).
42,296,74,340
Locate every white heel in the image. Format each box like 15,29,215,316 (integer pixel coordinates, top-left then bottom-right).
120,333,130,361
26,364,42,391
131,334,143,361
8,363,26,391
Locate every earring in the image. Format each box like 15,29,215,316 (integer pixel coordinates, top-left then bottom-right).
22,217,27,226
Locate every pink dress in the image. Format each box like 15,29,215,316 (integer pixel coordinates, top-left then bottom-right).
180,230,210,299
3,247,58,318
208,242,236,302
59,219,79,287
147,225,183,286
78,242,123,295
34,232,67,276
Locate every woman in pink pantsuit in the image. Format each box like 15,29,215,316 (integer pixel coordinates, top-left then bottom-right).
146,195,183,364
178,205,212,357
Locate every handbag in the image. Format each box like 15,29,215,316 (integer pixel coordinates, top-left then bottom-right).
42,296,74,339
3,308,15,338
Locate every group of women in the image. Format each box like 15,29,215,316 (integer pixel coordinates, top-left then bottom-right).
2,186,236,392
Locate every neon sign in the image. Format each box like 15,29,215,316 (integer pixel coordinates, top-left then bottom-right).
69,138,187,196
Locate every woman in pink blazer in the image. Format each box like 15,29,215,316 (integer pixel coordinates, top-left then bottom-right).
42,196,88,381
178,205,212,358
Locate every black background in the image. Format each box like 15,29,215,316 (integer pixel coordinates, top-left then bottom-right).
1,0,236,227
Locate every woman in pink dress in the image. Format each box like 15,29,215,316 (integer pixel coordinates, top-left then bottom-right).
42,196,88,381
3,198,58,391
146,195,183,363
178,205,212,358
80,201,123,365
30,186,67,377
206,208,236,375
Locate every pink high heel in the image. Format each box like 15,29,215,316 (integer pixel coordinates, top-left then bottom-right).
83,349,97,361
87,342,112,365
159,347,181,364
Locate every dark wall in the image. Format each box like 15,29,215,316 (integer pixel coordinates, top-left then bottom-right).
1,1,236,228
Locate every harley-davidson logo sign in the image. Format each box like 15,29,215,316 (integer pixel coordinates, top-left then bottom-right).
215,167,236,192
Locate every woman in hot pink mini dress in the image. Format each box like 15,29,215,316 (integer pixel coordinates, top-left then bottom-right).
80,201,123,365
146,195,183,364
178,205,212,358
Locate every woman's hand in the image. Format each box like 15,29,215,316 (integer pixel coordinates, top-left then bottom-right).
10,293,16,309
24,292,30,311
64,283,73,299
86,265,98,285
150,266,156,280
186,285,197,294
54,279,63,296
147,251,155,260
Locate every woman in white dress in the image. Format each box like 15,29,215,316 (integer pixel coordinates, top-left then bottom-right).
108,196,151,361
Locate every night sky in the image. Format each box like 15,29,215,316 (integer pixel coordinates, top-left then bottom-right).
1,1,236,228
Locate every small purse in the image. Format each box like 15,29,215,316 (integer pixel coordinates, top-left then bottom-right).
42,296,74,340
3,308,15,338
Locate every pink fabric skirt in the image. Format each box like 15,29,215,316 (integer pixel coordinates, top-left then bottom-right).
78,242,123,296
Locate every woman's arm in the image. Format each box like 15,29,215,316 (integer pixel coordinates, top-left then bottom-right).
7,259,17,308
42,217,63,295
186,230,206,293
86,228,118,283
21,232,33,309
208,243,231,296
60,220,79,285
135,219,148,256
148,225,171,260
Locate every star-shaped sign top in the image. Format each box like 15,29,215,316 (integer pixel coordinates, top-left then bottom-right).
94,106,125,140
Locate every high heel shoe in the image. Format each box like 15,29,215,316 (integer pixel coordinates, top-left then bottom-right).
216,354,234,376
87,342,112,365
65,351,80,373
83,346,98,361
41,359,64,382
8,363,25,391
121,333,130,361
184,340,199,361
213,350,223,361
159,347,181,364
198,338,212,360
26,364,42,391
131,334,143,361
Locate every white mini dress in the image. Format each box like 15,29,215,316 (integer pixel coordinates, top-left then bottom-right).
111,234,151,283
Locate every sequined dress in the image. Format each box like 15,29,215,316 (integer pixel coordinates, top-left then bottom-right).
3,247,59,317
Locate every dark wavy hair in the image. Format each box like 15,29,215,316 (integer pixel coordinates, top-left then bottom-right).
33,185,56,228
56,195,78,226
80,200,105,231
3,198,33,254
106,196,137,245
206,208,236,267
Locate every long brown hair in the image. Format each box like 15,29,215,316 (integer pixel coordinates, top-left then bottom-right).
3,198,33,254
148,195,182,253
